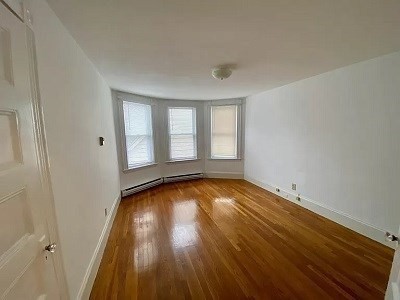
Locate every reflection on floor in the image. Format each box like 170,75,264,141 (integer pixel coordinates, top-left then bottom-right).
90,179,394,299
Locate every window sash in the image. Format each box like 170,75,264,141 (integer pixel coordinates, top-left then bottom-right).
210,105,238,159
168,107,197,161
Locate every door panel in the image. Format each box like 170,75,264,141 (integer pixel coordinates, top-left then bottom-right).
0,110,23,168
0,2,59,299
0,25,13,84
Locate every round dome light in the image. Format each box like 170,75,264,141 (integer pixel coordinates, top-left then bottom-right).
212,67,232,80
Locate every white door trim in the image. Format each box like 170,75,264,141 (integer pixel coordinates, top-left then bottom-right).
23,3,69,298
0,0,23,20
386,226,400,300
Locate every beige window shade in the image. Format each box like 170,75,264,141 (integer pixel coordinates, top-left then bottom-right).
211,105,238,159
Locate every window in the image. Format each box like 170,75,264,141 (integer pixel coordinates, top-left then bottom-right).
122,101,154,169
210,105,239,159
168,107,197,161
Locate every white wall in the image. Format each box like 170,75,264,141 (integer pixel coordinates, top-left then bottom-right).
30,0,120,298
245,51,400,237
113,91,245,190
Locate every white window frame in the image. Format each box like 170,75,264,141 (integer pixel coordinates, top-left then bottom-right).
208,101,243,160
167,107,198,162
117,95,157,171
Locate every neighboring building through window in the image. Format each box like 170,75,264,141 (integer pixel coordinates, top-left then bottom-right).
122,101,154,169
210,105,238,159
168,107,197,161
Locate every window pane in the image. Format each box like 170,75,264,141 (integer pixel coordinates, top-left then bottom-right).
122,101,154,167
168,108,197,160
211,105,238,158
170,134,196,159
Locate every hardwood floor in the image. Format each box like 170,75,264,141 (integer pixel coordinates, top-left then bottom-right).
90,179,394,299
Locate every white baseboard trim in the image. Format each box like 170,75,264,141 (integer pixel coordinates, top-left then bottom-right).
205,172,244,179
245,176,394,249
77,194,121,299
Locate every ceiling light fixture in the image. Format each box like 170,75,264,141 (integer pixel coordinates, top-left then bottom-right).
212,67,232,80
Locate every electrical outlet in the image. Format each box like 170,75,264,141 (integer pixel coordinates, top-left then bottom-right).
276,187,280,192
105,208,108,216
292,183,297,191
296,195,301,201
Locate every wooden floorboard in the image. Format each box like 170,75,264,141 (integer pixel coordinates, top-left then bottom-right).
90,179,394,299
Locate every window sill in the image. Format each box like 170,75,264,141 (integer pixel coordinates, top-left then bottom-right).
123,162,158,172
165,158,202,164
208,157,242,161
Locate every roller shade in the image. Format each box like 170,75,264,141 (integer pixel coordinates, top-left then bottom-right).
211,105,238,159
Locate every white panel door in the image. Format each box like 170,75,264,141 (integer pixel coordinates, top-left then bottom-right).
0,3,60,299
386,227,400,300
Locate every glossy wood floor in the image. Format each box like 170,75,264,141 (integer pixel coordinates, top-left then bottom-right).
90,179,394,299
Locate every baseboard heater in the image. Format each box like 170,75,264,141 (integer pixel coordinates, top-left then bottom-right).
121,178,163,197
163,172,204,183
121,173,204,197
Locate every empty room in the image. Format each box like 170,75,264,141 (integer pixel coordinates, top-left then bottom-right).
0,0,399,299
